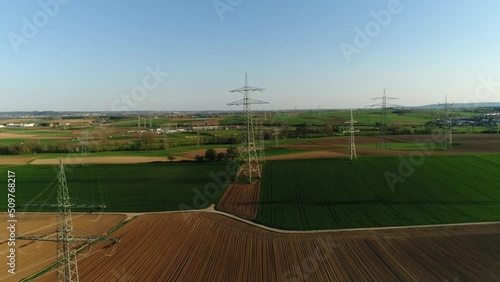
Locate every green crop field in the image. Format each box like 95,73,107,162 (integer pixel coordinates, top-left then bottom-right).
226,109,484,126
0,162,230,212
257,155,500,230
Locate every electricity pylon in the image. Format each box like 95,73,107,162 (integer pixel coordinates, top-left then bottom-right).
273,128,280,146
56,158,79,281
227,73,268,183
343,109,360,160
17,159,119,282
259,119,266,164
197,129,201,147
439,95,454,150
367,89,398,149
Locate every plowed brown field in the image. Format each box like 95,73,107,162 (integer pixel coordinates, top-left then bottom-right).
30,156,169,165
217,181,260,220
0,213,126,282
35,212,500,282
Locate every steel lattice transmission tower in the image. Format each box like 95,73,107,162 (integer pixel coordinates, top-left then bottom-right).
227,73,268,182
367,89,398,149
56,158,79,282
16,159,120,282
259,119,266,164
273,128,280,146
343,109,360,160
438,95,454,150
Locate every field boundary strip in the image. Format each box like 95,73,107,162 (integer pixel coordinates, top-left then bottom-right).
59,210,500,235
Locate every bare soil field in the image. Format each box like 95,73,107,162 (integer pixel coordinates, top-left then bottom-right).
217,181,261,220
0,132,69,140
35,212,500,282
0,156,37,165
30,156,169,165
267,151,345,160
0,213,126,282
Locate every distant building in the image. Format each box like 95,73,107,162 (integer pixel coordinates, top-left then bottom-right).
192,125,220,131
6,123,36,127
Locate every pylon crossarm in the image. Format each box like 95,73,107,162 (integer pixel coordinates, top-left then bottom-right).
230,86,265,93
21,203,106,209
16,236,119,243
227,99,269,106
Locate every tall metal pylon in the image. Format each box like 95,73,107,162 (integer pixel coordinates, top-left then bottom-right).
16,159,120,282
273,128,280,146
197,129,201,147
343,109,360,160
227,73,268,182
56,158,79,282
367,89,398,149
438,95,454,150
259,119,266,164
494,110,500,134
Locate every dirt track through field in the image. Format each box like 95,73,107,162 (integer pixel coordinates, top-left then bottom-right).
35,212,500,282
217,181,261,220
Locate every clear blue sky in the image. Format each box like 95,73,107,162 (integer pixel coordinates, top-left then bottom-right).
1,0,499,111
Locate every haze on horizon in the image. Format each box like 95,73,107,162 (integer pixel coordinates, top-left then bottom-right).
1,0,499,112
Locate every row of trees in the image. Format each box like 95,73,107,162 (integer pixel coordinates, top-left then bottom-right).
192,145,239,162
0,130,242,155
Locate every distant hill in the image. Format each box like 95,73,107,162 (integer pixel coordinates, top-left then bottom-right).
411,102,500,110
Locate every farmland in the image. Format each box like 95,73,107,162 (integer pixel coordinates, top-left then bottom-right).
32,212,500,281
0,162,230,212
0,151,499,281
216,181,261,220
0,213,126,282
1,121,499,281
257,155,500,230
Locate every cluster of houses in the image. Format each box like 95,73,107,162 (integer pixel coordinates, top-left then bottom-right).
432,112,500,127
0,122,72,128
126,125,230,135
0,123,36,128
